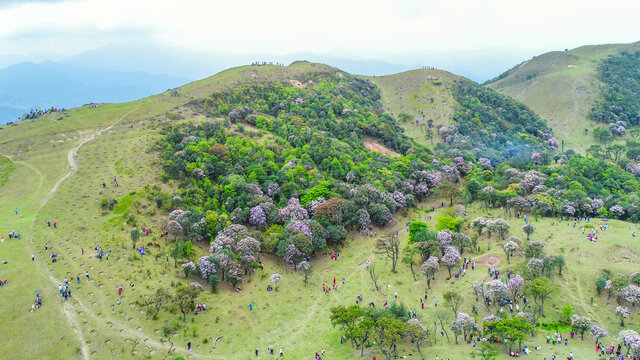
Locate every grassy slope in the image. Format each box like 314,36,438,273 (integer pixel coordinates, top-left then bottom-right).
487,42,640,153
367,69,460,149
0,61,639,359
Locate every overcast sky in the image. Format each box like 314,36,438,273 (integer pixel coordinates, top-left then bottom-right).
1,0,639,62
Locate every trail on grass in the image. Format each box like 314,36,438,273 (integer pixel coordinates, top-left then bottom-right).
42,111,133,206
28,111,133,360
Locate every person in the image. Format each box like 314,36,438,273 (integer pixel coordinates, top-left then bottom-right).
81,248,84,255
249,303,254,311
31,253,34,261
255,347,258,356
280,347,283,357
86,271,89,279
15,208,18,215
188,341,192,355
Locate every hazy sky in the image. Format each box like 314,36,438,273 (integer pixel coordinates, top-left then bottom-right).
1,0,639,60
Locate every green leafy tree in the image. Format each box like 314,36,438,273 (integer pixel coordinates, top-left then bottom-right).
443,290,464,317
376,234,401,273
525,277,555,318
471,342,499,360
593,127,613,144
401,245,420,281
372,317,406,360
174,284,199,322
130,229,140,249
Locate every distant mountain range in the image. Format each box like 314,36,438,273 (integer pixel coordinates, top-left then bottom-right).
0,61,187,124
0,43,540,124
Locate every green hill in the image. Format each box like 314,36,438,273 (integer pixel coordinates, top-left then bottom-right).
486,42,640,152
1,61,640,360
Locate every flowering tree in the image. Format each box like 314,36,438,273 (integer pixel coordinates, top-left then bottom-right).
478,157,493,170
249,206,266,226
420,256,439,289
391,191,407,208
455,312,476,339
245,183,263,196
485,279,509,304
278,197,309,222
269,273,281,290
181,260,196,277
522,224,535,241
283,244,305,269
503,240,520,264
507,275,525,298
442,246,460,276
610,205,625,218
618,331,640,355
297,261,312,283
197,256,217,280
615,306,631,326
527,258,544,277
267,182,280,197
437,230,453,254
571,314,593,340
525,240,545,259
168,220,183,240
531,152,544,166
516,312,536,327
492,218,510,240
617,285,640,307
590,325,609,344
357,208,370,228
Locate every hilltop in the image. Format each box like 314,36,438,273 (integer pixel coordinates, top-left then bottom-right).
486,42,640,152
1,60,640,360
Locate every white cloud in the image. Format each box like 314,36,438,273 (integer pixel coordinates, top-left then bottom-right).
0,0,639,58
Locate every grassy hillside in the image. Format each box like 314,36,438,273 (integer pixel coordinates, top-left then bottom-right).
0,61,639,360
367,70,459,148
486,42,640,153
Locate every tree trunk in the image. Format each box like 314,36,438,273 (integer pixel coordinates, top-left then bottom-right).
410,263,416,281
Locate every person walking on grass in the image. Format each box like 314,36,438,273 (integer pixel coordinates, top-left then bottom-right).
280,347,284,357
188,341,192,355
31,253,34,261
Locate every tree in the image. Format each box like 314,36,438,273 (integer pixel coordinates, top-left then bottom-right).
439,181,462,206
593,127,614,144
615,306,631,327
608,143,626,163
442,246,460,276
372,317,406,360
522,224,535,241
571,314,592,340
152,288,170,319
425,130,434,145
181,261,195,277
130,229,140,249
406,319,430,360
431,309,451,343
590,325,609,344
492,218,510,240
503,240,520,264
402,245,420,281
298,261,313,283
369,264,380,292
526,277,555,317
168,220,183,241
443,290,464,317
491,317,532,353
269,273,281,290
377,234,400,272
420,257,439,289
555,255,566,276
471,342,499,360
174,284,199,322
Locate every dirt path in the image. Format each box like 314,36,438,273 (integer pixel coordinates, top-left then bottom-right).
42,111,133,206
